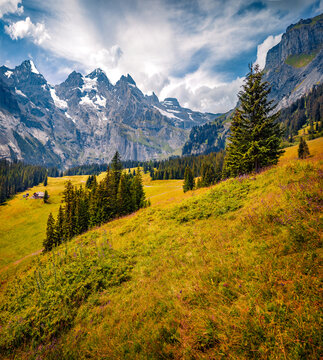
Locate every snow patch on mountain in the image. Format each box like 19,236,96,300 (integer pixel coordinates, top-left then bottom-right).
15,88,27,97
82,77,97,92
167,109,181,113
79,94,96,107
65,112,76,123
154,106,183,121
50,88,68,109
5,70,13,78
95,95,106,107
29,60,39,74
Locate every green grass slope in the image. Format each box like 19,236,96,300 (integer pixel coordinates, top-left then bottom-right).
0,138,322,359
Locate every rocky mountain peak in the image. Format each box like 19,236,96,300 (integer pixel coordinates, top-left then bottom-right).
17,60,40,75
162,97,180,107
86,68,111,90
62,71,84,88
145,91,159,105
119,74,136,86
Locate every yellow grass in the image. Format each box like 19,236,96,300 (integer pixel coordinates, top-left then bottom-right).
0,137,321,359
0,137,322,271
0,175,88,268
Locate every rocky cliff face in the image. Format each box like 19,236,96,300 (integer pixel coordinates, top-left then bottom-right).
182,14,323,156
264,13,323,109
0,61,215,167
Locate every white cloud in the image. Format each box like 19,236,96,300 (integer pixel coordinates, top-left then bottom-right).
160,71,244,113
3,0,318,113
0,0,23,18
317,0,323,13
5,17,50,45
254,33,283,69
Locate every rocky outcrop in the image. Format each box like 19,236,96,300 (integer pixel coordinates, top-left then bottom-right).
264,13,323,108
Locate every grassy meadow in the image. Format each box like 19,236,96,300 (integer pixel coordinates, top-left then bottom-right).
0,174,89,269
0,170,187,271
0,137,321,359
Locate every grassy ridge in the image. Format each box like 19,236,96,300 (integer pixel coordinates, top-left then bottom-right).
0,138,322,359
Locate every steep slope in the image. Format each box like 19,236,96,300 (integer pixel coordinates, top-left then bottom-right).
0,138,321,359
182,111,232,155
0,62,215,166
264,13,323,109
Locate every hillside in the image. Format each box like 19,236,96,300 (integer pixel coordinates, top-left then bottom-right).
0,138,321,359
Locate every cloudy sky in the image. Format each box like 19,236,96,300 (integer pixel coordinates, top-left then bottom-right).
0,0,321,113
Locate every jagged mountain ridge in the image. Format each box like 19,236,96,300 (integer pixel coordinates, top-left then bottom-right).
182,13,323,156
0,61,215,167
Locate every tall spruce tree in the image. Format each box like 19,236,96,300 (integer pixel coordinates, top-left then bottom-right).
55,205,65,246
43,212,56,251
183,166,195,192
223,64,284,178
298,137,310,159
43,190,49,203
117,173,134,215
132,167,145,210
111,151,122,200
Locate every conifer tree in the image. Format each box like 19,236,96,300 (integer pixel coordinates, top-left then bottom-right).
63,181,75,240
183,166,195,192
132,167,145,210
201,162,216,186
85,175,93,188
43,190,49,203
223,64,284,178
43,212,56,251
55,206,65,246
43,174,48,186
298,137,310,159
117,173,134,215
111,152,123,202
101,170,115,221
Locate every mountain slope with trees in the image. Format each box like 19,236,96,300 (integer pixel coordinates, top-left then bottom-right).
0,159,47,204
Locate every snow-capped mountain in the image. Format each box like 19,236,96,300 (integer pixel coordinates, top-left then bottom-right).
0,60,215,167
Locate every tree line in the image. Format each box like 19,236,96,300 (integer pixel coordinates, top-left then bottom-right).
43,152,148,251
0,159,47,204
279,82,322,141
63,163,108,176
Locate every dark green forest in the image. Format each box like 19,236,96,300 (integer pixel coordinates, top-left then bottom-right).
0,159,47,204
44,152,147,251
280,83,323,140
63,163,108,176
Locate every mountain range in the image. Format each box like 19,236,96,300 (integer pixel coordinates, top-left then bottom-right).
0,61,216,167
0,14,322,166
